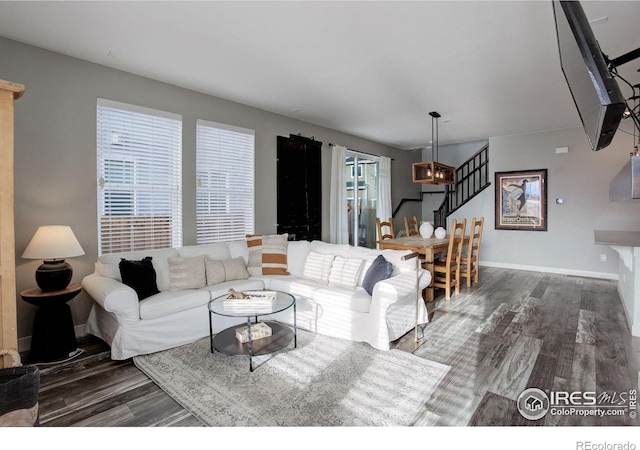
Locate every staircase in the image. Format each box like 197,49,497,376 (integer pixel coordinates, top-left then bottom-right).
434,144,490,229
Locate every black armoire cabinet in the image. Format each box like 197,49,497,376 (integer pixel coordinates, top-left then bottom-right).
277,135,322,241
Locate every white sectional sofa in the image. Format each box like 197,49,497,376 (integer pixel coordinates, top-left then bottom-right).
82,239,431,360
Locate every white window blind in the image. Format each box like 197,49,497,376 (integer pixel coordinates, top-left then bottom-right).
97,99,183,255
196,119,255,244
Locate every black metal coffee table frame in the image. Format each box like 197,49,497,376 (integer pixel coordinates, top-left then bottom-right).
208,291,297,372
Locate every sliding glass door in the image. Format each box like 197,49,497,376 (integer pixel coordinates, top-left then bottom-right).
346,152,379,248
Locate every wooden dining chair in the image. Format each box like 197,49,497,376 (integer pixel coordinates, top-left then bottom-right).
432,218,466,299
403,215,429,268
404,216,420,236
376,217,395,242
460,217,484,288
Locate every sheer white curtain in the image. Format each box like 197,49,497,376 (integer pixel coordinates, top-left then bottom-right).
378,156,392,224
329,144,349,244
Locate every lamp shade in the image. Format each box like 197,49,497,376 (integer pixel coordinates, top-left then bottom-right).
22,226,85,260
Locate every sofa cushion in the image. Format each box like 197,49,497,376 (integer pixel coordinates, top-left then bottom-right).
362,254,393,296
286,240,310,278
119,257,160,300
139,289,211,320
302,251,336,285
246,234,290,276
309,240,351,258
167,255,206,291
268,276,322,300
313,286,372,314
205,257,250,285
178,243,231,261
228,240,249,264
98,248,179,291
328,256,364,289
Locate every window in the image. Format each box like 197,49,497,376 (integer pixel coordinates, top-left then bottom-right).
97,99,182,255
349,164,363,178
196,119,255,243
102,159,134,216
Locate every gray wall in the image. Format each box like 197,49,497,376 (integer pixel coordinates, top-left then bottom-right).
437,128,640,278
0,37,422,342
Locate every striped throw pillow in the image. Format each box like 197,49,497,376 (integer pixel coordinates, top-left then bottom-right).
302,251,336,284
246,234,290,276
328,256,364,289
246,235,263,276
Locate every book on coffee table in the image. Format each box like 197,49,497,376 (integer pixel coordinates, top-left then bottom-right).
235,322,272,343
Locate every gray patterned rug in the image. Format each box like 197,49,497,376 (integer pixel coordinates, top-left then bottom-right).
134,329,449,426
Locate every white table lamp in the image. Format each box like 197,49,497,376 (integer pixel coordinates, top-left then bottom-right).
22,226,85,292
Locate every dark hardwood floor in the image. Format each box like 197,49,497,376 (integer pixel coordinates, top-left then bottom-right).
30,267,640,427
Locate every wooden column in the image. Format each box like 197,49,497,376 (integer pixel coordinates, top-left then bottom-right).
0,79,24,369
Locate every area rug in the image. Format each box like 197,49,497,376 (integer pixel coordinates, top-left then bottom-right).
133,329,449,426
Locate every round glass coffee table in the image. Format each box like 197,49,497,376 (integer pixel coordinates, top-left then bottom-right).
208,290,297,372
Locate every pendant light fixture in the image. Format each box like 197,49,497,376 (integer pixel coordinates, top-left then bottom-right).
412,111,456,185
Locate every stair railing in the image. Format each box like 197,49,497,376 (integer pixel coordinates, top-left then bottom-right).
434,144,490,229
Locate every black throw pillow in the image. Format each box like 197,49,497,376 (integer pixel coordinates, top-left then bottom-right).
119,257,160,300
362,254,393,296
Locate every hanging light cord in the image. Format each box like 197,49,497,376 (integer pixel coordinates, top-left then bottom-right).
431,114,435,161
429,111,441,162
436,115,439,162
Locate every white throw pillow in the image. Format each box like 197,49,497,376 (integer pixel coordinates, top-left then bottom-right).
167,255,206,291
328,256,364,289
222,257,251,281
302,251,336,284
205,257,250,286
204,259,225,286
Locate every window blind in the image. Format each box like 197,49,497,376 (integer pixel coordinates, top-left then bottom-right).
196,119,255,244
97,99,183,255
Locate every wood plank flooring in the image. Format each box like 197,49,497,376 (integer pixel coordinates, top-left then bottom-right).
28,267,640,427
402,267,640,427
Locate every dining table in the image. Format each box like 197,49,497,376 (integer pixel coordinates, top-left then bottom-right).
378,235,450,301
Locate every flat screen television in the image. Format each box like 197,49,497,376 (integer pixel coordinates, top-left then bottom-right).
552,1,627,151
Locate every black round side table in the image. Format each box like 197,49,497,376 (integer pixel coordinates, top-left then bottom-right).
20,283,81,363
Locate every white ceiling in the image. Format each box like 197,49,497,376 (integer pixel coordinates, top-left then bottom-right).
0,1,638,149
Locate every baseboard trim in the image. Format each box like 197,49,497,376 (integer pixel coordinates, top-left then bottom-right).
479,261,618,281
17,323,88,354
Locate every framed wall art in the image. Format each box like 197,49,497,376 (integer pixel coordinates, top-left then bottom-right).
495,169,547,231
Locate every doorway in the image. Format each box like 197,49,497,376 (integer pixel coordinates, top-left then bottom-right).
346,152,379,248
276,135,322,241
